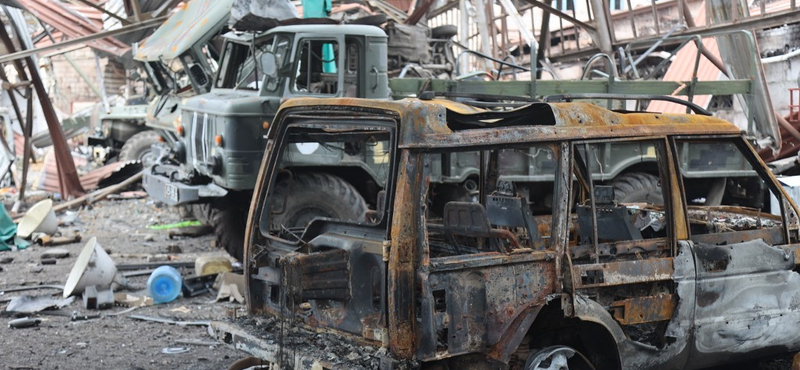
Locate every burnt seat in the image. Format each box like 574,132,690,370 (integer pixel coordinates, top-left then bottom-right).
442,202,520,253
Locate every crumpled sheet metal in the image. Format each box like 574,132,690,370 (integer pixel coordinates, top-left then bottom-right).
39,150,142,193
6,294,74,313
135,0,235,61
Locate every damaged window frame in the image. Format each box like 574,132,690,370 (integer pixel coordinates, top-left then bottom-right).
419,142,562,259
215,34,293,92
257,116,399,247
671,134,798,245
568,137,676,263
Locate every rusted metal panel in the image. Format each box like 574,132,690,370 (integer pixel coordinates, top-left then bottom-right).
277,98,742,151
610,294,678,325
417,256,557,361
388,149,423,359
614,242,697,370
573,257,674,288
38,151,140,193
284,249,351,302
135,0,235,61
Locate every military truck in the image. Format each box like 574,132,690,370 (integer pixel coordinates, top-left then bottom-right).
58,0,231,167
143,24,393,259
211,96,800,370
133,0,234,154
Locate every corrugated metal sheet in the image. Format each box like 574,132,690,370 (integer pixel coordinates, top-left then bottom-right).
648,5,720,114
38,150,142,193
19,0,130,57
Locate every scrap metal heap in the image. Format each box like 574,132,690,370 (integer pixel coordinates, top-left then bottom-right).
210,95,800,369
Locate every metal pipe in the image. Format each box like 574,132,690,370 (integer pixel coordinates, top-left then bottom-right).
581,53,619,80
589,0,614,54
762,48,800,64
624,24,687,74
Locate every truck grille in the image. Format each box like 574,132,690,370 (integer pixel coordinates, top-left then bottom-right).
190,111,213,174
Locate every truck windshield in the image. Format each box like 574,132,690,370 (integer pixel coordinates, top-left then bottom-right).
215,35,291,91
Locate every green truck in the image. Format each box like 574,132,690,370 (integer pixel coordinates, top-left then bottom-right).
143,24,394,259
58,0,232,167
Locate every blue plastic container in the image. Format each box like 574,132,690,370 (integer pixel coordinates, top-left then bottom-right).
147,266,182,304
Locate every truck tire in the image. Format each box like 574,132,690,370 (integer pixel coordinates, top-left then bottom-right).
271,173,367,232
209,193,249,261
431,25,458,39
612,172,664,204
350,14,387,26
119,130,159,166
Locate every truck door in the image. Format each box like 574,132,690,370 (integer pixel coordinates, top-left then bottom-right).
673,138,800,369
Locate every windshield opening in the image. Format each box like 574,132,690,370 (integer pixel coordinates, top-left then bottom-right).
215,35,292,91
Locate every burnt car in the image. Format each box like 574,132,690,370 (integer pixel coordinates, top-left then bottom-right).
212,96,800,370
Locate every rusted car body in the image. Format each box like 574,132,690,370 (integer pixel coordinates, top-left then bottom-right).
212,96,800,370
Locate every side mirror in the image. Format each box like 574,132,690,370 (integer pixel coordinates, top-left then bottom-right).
260,52,277,76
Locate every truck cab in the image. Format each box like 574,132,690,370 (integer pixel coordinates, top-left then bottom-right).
213,97,800,370
142,24,389,258
131,0,233,161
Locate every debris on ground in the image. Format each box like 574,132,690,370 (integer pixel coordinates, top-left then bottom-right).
6,295,74,313
114,293,153,307
168,225,212,239
0,202,28,251
182,274,217,297
8,317,42,329
148,220,202,230
1,198,240,369
40,247,69,259
82,285,114,310
128,314,210,327
17,199,57,239
63,237,124,297
195,255,232,276
147,265,182,304
34,233,81,246
214,273,245,304
161,347,190,354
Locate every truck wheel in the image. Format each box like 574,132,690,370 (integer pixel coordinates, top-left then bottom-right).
431,25,458,39
209,193,249,261
119,130,160,166
612,172,664,204
271,173,367,231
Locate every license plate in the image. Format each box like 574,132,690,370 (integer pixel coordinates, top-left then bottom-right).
165,184,179,203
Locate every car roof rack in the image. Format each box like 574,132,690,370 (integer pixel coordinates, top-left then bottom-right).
543,93,712,116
